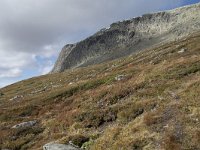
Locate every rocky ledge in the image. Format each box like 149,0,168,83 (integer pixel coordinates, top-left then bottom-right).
51,3,200,73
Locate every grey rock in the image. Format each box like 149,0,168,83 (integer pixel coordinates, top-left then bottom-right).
178,48,187,53
168,91,180,100
51,3,200,73
31,88,46,94
115,75,126,81
68,82,73,85
11,120,37,129
43,143,79,150
9,95,23,101
52,44,76,73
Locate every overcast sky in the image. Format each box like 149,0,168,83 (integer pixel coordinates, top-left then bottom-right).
0,0,199,87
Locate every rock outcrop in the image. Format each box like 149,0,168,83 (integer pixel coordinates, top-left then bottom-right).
51,3,200,73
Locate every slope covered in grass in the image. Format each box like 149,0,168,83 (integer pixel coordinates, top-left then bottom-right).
0,32,200,150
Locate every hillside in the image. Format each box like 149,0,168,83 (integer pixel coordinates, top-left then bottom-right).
0,31,200,149
51,3,200,73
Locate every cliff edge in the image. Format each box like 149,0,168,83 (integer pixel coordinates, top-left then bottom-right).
52,3,200,73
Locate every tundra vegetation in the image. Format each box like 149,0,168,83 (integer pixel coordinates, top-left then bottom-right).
0,32,200,149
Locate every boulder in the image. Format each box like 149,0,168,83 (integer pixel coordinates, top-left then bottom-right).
11,120,37,129
43,143,79,150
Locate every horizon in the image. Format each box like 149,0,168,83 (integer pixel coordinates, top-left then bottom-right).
0,0,199,88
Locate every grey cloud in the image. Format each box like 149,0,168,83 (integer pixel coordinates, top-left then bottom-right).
0,0,184,87
0,0,183,52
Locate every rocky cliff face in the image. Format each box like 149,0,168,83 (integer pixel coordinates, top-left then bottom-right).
51,3,200,73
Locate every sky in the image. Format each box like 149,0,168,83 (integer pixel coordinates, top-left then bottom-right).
0,0,199,88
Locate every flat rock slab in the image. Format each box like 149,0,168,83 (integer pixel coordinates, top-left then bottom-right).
43,143,79,150
12,120,37,129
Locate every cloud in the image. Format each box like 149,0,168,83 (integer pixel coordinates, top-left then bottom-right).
40,64,54,75
0,50,34,69
0,68,22,78
38,59,55,75
0,0,185,87
0,49,36,79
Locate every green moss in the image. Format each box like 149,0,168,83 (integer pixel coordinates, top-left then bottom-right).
69,135,89,147
81,139,94,149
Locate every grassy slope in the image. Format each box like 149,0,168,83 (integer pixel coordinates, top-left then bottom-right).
0,32,200,150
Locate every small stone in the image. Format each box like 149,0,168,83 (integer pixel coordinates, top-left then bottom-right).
115,75,126,81
31,88,46,94
52,85,60,88
163,124,169,128
69,82,73,85
178,48,187,53
158,96,164,100
9,95,23,101
168,91,180,100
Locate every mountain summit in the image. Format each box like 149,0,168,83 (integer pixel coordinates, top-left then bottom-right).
51,3,200,73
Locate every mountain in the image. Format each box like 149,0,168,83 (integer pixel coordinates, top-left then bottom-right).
0,3,200,150
51,3,200,73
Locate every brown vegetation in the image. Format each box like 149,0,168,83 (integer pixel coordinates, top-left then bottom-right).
0,32,200,149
